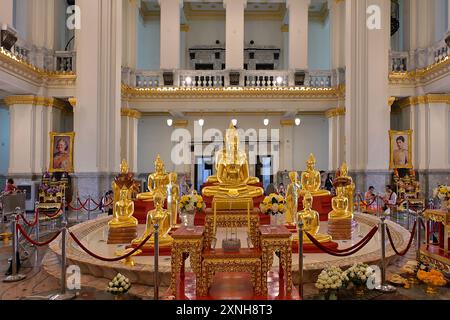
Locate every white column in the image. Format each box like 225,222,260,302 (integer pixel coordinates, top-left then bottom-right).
281,25,289,69
329,0,345,69
5,96,60,175
327,108,345,171
281,121,294,171
122,0,137,69
224,0,246,70
158,0,182,70
448,0,450,31
120,108,139,173
75,0,122,175
345,0,390,172
0,0,14,27
180,25,188,69
286,0,310,70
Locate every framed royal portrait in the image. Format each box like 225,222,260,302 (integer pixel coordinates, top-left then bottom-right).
389,130,413,169
49,132,75,173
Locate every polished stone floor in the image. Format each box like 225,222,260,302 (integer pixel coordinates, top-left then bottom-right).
0,210,449,300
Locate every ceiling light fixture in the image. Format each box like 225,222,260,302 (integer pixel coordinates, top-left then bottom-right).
295,117,301,126
167,118,173,127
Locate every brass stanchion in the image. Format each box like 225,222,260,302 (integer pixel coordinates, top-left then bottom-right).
87,195,91,221
375,214,396,293
154,223,159,300
48,220,76,300
298,220,304,300
416,211,421,262
3,208,26,283
357,192,361,213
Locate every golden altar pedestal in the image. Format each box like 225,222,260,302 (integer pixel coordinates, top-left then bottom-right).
170,226,204,296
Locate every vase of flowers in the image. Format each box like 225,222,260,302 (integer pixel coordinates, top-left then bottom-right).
260,193,287,226
344,263,375,297
179,191,205,229
315,266,348,300
106,273,131,299
432,185,450,210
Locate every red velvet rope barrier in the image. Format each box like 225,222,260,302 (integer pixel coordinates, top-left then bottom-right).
386,220,417,257
68,230,153,262
304,225,379,257
19,209,39,227
17,224,62,247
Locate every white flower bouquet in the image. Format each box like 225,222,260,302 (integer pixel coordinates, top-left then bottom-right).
315,266,348,291
179,191,205,214
259,193,287,216
106,273,131,296
344,263,375,287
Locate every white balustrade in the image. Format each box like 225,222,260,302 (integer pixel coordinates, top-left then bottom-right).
135,71,162,88
179,70,227,87
243,70,289,87
390,51,409,72
54,51,76,72
306,70,332,87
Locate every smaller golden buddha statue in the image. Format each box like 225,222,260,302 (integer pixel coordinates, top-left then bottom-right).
297,192,332,243
299,154,330,196
137,154,170,201
286,171,301,225
109,187,138,228
167,172,180,227
328,186,353,220
112,159,138,214
132,191,173,249
336,162,355,213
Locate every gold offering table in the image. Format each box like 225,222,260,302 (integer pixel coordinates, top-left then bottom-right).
260,225,293,295
170,226,204,296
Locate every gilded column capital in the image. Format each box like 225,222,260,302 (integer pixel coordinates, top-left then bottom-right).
173,119,188,127
180,24,190,32
325,107,346,118
280,119,294,126
68,98,77,107
4,95,66,110
397,94,450,109
388,96,396,107
281,25,289,32
121,108,142,119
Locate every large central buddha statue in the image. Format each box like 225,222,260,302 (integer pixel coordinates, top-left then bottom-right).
203,122,263,199
137,154,170,201
299,153,330,196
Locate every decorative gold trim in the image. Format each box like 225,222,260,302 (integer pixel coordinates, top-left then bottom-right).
4,95,66,110
281,24,289,32
173,119,188,127
180,24,190,32
309,2,329,23
397,95,450,109
388,97,396,107
389,55,450,84
325,107,346,118
68,98,77,107
280,119,294,126
121,108,142,119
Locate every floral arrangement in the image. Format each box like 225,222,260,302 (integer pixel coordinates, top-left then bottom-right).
344,263,375,286
39,184,62,195
259,193,287,216
432,185,450,209
179,191,205,214
315,266,349,291
417,269,447,287
106,273,131,296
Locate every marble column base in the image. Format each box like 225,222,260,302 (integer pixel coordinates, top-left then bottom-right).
72,173,117,199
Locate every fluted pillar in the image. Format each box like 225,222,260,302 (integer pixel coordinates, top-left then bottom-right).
329,0,345,69
158,0,182,70
0,0,14,27
326,108,345,171
122,0,137,69
121,108,140,173
345,0,391,191
448,0,450,31
74,0,122,197
281,120,294,171
286,0,310,70
224,0,246,70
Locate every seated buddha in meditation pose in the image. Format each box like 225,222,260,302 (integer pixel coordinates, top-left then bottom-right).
299,154,330,196
202,122,263,199
132,191,173,248
109,187,138,229
137,154,170,201
328,186,353,220
112,159,139,214
336,162,355,213
297,192,332,243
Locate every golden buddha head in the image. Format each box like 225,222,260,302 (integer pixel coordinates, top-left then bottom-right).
289,171,298,183
169,172,177,183
340,162,348,176
306,153,316,170
153,191,165,208
225,122,240,152
154,154,165,173
303,192,313,209
120,159,129,174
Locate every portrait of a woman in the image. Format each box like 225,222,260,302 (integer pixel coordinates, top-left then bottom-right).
49,132,75,172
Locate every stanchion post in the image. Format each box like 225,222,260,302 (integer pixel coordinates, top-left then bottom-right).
48,220,75,300
406,199,410,230
34,201,40,243
87,195,91,221
298,220,304,300
154,223,159,301
416,212,421,262
357,192,361,213
375,214,396,293
3,208,26,282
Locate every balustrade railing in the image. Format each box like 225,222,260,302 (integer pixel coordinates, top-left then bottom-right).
243,70,289,87
54,51,76,72
179,70,227,87
390,51,409,72
306,70,333,87
135,71,161,88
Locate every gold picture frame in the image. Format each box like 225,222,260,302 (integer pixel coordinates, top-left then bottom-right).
49,132,75,173
389,130,413,169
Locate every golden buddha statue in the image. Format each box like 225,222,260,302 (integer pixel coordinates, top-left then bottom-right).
167,172,180,227
202,122,263,199
109,187,138,229
328,186,353,220
286,171,301,225
337,162,355,213
132,191,173,249
112,160,138,214
137,154,170,201
297,192,332,243
299,154,330,196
